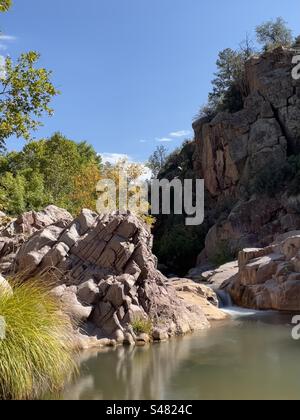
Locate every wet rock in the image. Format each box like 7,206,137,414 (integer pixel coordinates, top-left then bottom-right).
123,332,135,346
113,329,125,344
136,333,151,346
152,329,169,342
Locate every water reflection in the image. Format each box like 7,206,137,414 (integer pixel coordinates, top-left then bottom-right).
62,313,300,400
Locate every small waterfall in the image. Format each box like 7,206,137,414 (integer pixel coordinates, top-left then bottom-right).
216,289,260,317
216,289,233,308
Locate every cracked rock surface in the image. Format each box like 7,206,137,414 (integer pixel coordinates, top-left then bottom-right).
4,208,212,343
192,47,300,263
222,231,300,311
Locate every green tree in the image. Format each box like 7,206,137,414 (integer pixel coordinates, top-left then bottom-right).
294,35,300,48
256,17,293,51
0,0,12,13
147,145,168,178
0,171,26,214
0,133,102,215
0,52,59,151
0,3,58,151
208,42,254,114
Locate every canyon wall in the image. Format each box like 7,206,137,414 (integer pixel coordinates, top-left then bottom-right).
192,47,300,263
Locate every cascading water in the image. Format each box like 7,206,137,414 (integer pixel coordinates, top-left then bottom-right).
216,289,233,308
216,289,259,317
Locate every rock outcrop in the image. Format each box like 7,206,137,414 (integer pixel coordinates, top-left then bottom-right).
192,47,300,262
0,205,73,274
7,208,218,345
170,278,228,321
223,231,300,311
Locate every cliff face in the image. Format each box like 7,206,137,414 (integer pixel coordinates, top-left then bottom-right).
192,47,300,262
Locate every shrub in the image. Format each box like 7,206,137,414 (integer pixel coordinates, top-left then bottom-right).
131,317,153,336
250,162,290,197
294,35,300,48
210,240,236,267
256,17,293,51
0,280,77,400
154,221,206,276
250,155,300,198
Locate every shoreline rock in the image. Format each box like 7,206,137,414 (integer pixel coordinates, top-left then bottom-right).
222,231,300,311
0,207,222,348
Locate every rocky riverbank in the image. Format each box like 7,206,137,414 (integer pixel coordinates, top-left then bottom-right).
0,206,226,349
187,230,300,312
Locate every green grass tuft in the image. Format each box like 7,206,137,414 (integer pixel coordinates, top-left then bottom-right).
0,280,77,400
131,317,153,336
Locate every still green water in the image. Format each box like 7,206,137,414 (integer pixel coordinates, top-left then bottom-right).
62,310,300,400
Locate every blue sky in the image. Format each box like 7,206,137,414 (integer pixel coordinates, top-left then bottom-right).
1,0,299,163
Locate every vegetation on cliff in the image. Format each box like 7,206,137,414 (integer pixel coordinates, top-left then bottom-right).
152,18,300,275
198,17,297,120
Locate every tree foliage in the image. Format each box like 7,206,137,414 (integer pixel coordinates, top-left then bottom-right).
208,47,250,114
146,145,168,178
256,17,293,51
0,0,12,13
293,35,300,48
0,52,59,151
197,18,296,121
71,163,102,215
99,158,154,226
0,133,102,215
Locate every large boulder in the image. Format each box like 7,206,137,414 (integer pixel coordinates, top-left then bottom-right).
170,278,228,321
224,231,300,311
13,210,210,339
0,205,73,275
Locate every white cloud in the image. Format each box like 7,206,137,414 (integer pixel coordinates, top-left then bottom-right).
169,130,191,138
0,34,17,52
139,166,152,182
139,139,147,143
100,153,152,181
101,153,133,165
156,137,173,143
0,35,17,41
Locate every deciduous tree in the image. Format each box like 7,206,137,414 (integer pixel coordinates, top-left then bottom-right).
0,2,58,150
256,17,293,51
147,146,168,178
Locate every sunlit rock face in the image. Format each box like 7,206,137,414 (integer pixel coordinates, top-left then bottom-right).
224,231,300,311
11,209,210,341
192,47,300,261
0,205,73,274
